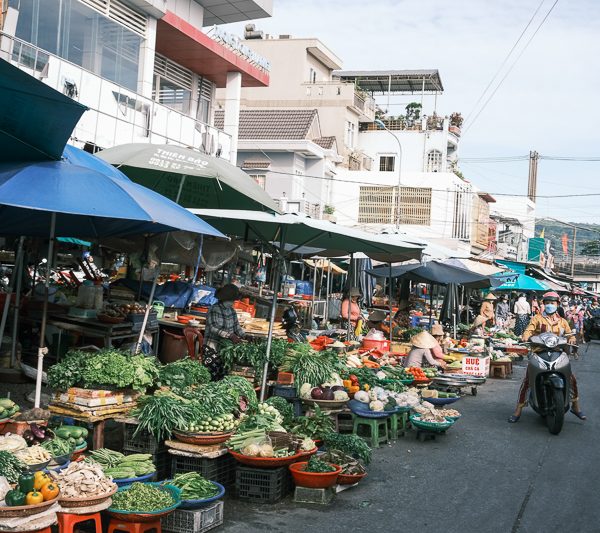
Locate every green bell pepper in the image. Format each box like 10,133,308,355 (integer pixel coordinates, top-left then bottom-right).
4,489,26,506
18,472,35,494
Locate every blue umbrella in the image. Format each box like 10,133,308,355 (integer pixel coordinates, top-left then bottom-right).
0,146,226,407
492,273,549,292
0,146,225,238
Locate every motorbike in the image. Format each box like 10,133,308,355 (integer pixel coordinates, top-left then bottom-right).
584,315,600,341
281,306,306,343
526,332,573,435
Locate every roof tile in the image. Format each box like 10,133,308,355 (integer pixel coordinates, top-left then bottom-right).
214,109,318,140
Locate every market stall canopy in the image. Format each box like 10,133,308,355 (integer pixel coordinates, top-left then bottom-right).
0,59,86,162
190,209,423,262
304,259,347,275
528,267,572,293
0,146,226,239
491,273,550,291
445,258,505,276
365,260,491,288
97,143,280,213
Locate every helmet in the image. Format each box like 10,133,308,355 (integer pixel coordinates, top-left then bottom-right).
282,307,299,327
542,291,560,302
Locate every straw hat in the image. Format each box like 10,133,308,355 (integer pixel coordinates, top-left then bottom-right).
484,293,497,301
368,309,387,323
431,323,444,336
348,287,361,297
411,331,438,349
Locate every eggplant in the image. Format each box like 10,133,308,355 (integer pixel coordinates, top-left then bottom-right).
29,423,45,440
331,385,345,392
22,430,36,445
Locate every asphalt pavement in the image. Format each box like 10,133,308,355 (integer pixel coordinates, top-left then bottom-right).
223,345,599,533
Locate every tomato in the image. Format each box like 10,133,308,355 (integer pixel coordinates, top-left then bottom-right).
26,490,44,505
40,483,59,501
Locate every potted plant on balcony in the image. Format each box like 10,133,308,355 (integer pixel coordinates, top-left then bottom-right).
449,112,463,135
323,205,336,223
405,102,422,129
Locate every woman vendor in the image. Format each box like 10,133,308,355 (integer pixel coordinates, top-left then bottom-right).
203,283,246,380
475,293,496,328
366,309,402,338
341,287,362,328
404,331,447,369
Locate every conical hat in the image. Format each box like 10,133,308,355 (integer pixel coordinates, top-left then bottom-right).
431,323,444,336
411,331,438,349
484,293,497,301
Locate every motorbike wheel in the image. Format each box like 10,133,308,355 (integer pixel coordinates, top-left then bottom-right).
546,387,565,435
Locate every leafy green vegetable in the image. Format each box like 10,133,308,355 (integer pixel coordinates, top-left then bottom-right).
265,396,295,428
47,349,159,392
132,390,192,441
280,345,342,387
0,450,26,483
158,358,211,390
291,405,334,439
304,456,336,473
322,432,372,465
219,339,287,380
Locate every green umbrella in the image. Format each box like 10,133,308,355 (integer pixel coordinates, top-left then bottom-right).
96,143,280,212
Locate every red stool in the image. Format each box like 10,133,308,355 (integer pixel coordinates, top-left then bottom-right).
57,511,102,533
108,519,161,533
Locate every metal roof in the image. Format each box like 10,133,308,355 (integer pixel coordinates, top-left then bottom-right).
332,69,443,94
215,109,318,139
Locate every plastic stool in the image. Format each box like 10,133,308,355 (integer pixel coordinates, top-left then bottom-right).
352,415,389,448
388,411,409,439
108,518,161,533
58,511,102,533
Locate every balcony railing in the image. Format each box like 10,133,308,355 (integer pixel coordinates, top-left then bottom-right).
0,31,231,160
302,80,375,121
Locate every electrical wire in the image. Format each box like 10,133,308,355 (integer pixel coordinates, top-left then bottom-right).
463,0,561,135
464,0,546,123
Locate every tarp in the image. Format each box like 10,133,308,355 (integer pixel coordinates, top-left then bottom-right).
0,59,87,162
304,259,347,275
365,260,491,289
97,143,280,213
445,258,505,276
492,273,550,291
190,209,424,263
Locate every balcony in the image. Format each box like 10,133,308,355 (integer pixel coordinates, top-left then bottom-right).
302,81,375,122
0,32,231,159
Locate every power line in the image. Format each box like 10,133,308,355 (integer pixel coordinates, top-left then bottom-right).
464,0,546,123
463,0,560,135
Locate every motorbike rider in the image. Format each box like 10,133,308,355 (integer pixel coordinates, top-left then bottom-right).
508,291,586,423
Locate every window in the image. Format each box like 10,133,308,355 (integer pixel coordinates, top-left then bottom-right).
309,68,316,83
248,174,266,189
452,184,472,240
344,121,355,148
398,187,432,225
358,186,395,224
426,150,443,172
287,202,301,214
153,55,193,114
197,78,214,124
9,0,143,91
379,155,395,172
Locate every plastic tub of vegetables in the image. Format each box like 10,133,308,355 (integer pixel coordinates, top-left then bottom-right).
289,457,342,489
164,473,225,509
108,482,181,522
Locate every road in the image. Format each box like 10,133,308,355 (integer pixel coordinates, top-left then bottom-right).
224,345,599,533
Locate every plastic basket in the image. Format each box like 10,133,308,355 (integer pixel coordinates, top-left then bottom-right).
123,423,166,455
162,501,224,533
235,466,292,503
272,385,297,399
170,454,236,487
409,414,455,431
109,482,180,515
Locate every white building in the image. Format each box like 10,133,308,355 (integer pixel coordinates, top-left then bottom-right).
0,0,273,161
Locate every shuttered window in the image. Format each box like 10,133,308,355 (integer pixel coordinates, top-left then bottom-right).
80,0,147,37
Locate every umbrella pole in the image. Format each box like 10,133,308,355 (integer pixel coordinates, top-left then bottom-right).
311,261,318,325
259,226,286,402
325,259,332,327
11,238,25,367
347,253,354,341
388,262,393,343
429,283,434,329
35,214,56,408
0,237,24,354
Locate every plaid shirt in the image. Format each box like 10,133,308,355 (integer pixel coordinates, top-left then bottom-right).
204,303,245,348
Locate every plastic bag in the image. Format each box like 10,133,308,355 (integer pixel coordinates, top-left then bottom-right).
241,435,274,458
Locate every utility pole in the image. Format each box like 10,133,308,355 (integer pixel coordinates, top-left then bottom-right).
570,227,577,279
528,151,539,202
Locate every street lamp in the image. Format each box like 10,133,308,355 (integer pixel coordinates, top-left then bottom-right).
374,118,402,227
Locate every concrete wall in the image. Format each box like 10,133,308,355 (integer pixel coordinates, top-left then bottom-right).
165,0,205,27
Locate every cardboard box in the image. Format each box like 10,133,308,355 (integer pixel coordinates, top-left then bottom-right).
462,356,490,377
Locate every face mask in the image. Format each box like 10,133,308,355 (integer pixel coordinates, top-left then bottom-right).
545,304,557,314
222,300,234,308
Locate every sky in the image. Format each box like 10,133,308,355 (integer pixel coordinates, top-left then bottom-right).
221,0,600,225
